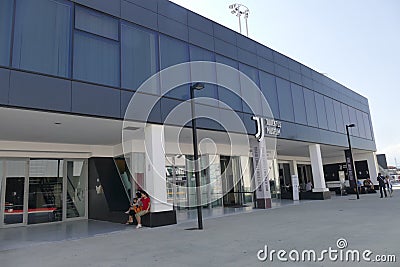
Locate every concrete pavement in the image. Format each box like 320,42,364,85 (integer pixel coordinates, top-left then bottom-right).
1,188,399,267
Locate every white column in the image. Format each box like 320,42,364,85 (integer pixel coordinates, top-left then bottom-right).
309,144,329,192
289,160,298,176
144,125,172,212
289,160,299,200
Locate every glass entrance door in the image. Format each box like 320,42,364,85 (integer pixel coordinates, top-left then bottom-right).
2,160,28,226
221,156,243,207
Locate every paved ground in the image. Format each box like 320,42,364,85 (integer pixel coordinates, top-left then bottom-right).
0,187,399,267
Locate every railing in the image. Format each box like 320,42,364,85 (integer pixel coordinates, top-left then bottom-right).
66,174,84,217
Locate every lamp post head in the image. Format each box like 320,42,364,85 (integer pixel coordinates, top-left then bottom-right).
346,124,356,128
191,82,205,90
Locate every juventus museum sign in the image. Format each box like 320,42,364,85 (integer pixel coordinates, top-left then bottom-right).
251,116,281,208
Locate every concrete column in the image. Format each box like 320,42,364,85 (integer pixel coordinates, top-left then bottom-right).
144,125,172,213
289,160,298,177
309,144,329,193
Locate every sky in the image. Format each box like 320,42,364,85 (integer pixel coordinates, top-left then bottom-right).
170,0,400,166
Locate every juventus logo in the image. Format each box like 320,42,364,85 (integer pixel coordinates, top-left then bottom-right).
252,116,264,142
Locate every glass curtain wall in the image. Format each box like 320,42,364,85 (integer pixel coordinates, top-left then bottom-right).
166,155,187,207
166,154,223,209
221,156,244,207
28,159,63,224
0,0,13,66
73,6,120,87
1,158,88,227
121,22,158,92
240,156,255,206
185,155,210,208
3,160,26,225
12,0,72,77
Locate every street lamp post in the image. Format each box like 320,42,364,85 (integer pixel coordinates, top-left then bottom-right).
346,123,360,199
190,82,205,230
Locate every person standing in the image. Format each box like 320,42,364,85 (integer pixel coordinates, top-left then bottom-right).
377,173,387,198
135,191,151,229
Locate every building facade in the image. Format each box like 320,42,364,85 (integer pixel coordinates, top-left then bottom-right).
0,0,378,227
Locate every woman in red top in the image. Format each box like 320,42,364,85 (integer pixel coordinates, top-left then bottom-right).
135,191,150,229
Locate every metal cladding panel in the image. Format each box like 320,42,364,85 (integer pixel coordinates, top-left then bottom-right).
71,81,120,118
73,0,120,17
9,71,71,112
157,0,187,24
213,23,236,45
188,27,214,51
0,68,10,104
214,39,237,60
158,15,188,42
121,1,158,31
187,11,213,35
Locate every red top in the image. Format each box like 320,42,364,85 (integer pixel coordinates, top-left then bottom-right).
141,197,150,211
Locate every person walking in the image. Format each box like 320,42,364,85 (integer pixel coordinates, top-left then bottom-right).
385,175,393,197
377,173,387,198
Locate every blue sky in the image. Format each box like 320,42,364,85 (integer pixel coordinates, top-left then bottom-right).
171,0,400,166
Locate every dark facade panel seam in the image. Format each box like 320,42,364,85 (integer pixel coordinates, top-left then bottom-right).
74,2,121,20
123,0,158,14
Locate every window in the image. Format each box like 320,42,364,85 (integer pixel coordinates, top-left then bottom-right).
189,45,218,104
215,55,242,112
303,89,318,127
291,84,307,125
121,23,158,92
259,71,279,119
159,35,190,99
314,93,328,130
356,109,366,138
0,0,13,66
276,77,294,122
333,100,344,133
363,112,373,140
239,63,261,115
75,6,118,40
324,96,337,131
348,107,359,136
341,103,350,128
73,7,119,87
12,0,72,77
73,32,120,87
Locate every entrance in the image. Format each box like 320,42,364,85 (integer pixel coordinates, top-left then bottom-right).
297,164,313,192
0,159,88,227
279,163,292,199
221,156,243,207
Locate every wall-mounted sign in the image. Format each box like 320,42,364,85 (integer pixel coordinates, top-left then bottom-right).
252,116,282,142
